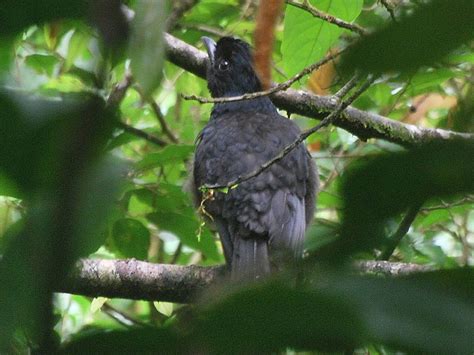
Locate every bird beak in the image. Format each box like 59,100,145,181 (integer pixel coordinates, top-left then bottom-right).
201,36,217,65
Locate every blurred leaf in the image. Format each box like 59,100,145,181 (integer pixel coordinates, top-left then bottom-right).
332,269,474,353
61,327,185,354
89,0,129,49
25,54,58,76
329,139,474,258
417,208,450,228
64,30,90,71
136,145,194,170
154,301,173,317
129,0,167,96
0,173,21,199
90,297,108,313
43,23,60,50
282,0,363,76
305,218,340,251
0,94,121,348
0,37,14,76
127,189,156,216
341,0,474,74
184,2,239,25
106,131,140,151
73,156,127,257
406,68,461,96
111,218,150,260
195,279,365,353
42,74,86,92
0,0,88,36
194,268,474,353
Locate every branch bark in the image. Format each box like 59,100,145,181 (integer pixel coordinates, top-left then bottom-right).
164,33,473,147
56,258,432,303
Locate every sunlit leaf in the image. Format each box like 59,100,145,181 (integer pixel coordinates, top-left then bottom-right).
282,0,363,76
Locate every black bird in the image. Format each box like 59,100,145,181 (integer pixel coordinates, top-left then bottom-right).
192,37,318,281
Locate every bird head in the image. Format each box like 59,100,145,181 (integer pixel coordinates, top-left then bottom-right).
202,36,262,98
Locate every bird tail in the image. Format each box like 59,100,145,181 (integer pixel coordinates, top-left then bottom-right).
231,238,270,281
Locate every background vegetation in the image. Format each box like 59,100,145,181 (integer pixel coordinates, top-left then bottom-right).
0,0,473,353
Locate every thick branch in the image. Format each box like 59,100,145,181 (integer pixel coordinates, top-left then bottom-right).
58,258,225,303
56,258,432,303
164,33,473,147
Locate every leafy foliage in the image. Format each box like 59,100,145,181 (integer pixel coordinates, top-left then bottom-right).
0,0,473,353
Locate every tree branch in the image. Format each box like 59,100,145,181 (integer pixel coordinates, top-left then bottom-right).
182,49,342,104
164,33,473,147
56,258,433,303
58,259,225,303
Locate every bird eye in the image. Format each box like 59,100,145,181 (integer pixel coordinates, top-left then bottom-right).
218,60,230,71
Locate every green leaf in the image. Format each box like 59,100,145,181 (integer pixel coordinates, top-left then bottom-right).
106,131,140,151
64,30,90,71
341,0,474,74
25,54,58,76
127,189,156,216
129,0,167,96
282,0,363,76
111,218,150,260
136,145,194,170
41,74,87,92
147,210,220,261
407,68,461,96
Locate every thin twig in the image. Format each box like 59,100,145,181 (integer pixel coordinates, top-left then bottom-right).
101,301,149,328
177,23,227,37
334,74,361,100
182,49,343,104
165,0,200,31
200,76,375,190
379,202,423,260
380,0,397,22
286,0,368,35
107,73,173,147
170,242,183,264
115,121,168,147
107,71,133,107
421,195,474,212
148,96,179,143
133,85,179,143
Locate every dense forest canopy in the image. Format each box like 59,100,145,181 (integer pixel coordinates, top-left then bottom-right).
0,0,473,353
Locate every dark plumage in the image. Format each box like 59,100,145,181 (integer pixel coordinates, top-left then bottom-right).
192,37,318,281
